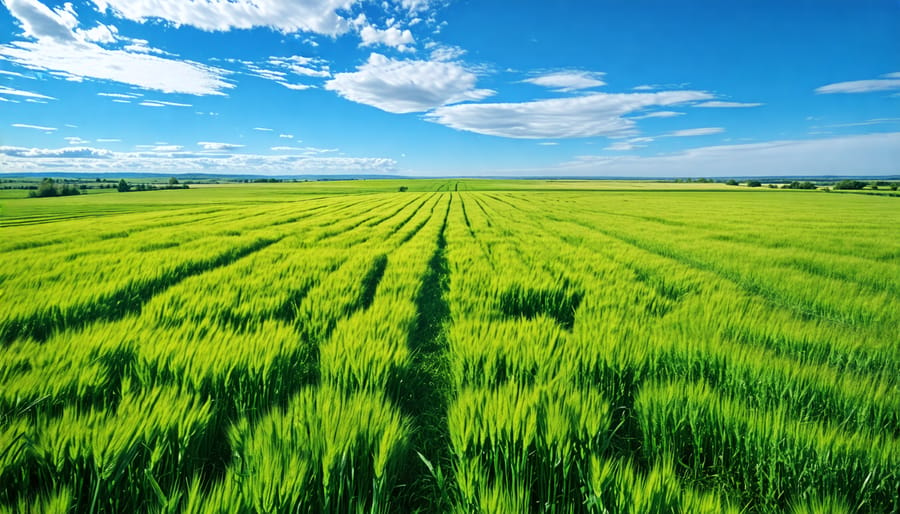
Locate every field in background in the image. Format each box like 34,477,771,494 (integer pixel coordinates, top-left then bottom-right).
1,180,897,513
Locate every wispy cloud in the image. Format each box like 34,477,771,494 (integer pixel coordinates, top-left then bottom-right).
98,92,142,99
12,123,57,131
523,71,606,92
631,111,684,119
92,0,356,36
198,141,244,151
815,72,900,94
427,90,713,139
556,132,900,177
253,127,273,132
0,85,55,99
139,100,192,107
666,127,724,137
694,101,763,108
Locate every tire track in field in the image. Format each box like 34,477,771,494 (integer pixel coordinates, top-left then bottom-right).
0,236,284,344
499,193,878,328
391,194,453,511
457,193,475,237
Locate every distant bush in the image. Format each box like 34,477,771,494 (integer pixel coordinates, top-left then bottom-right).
725,179,739,186
398,186,408,192
783,181,817,190
29,178,81,198
832,180,867,190
746,180,762,187
117,179,131,192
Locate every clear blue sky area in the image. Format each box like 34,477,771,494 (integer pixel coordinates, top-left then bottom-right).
1,0,898,176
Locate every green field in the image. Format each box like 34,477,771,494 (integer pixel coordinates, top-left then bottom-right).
1,180,897,513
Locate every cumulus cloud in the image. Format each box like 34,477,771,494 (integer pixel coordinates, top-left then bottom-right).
91,0,356,36
557,132,900,177
0,144,396,174
523,71,606,92
197,142,244,151
694,101,763,108
1,0,233,95
816,73,900,94
359,25,414,51
325,53,494,113
426,90,713,139
0,145,112,158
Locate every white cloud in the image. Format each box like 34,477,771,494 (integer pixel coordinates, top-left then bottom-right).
139,100,192,107
0,69,33,79
152,145,182,152
429,44,466,62
77,23,118,44
11,123,56,131
64,136,90,145
816,73,900,94
0,144,395,174
694,101,763,108
820,117,900,128
91,0,355,36
271,146,337,153
0,85,54,99
1,0,233,95
631,111,684,119
359,25,414,51
267,55,331,78
0,145,112,158
666,127,724,137
98,92,141,99
96,138,121,142
278,82,313,90
523,71,606,92
3,0,78,41
427,90,713,139
279,134,295,139
556,132,900,177
253,127,273,132
398,0,431,11
604,136,655,151
325,53,494,113
198,142,244,151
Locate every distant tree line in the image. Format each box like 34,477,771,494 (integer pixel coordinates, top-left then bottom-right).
116,177,189,193
28,178,82,198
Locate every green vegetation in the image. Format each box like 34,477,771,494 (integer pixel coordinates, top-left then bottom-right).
28,178,81,198
1,180,897,513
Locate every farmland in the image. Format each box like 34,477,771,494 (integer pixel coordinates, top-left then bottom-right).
0,180,897,513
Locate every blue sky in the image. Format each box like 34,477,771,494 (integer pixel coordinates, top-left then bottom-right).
1,0,898,177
